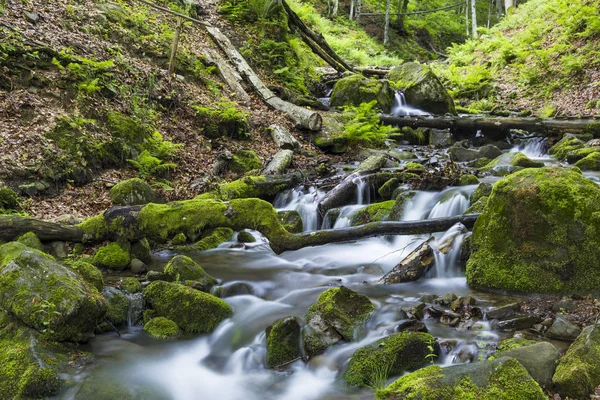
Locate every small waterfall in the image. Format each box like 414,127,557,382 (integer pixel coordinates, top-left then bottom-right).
391,91,431,116
318,89,333,108
428,190,470,219
274,186,325,232
431,224,467,278
510,137,548,159
126,292,144,327
332,205,365,229
353,177,370,205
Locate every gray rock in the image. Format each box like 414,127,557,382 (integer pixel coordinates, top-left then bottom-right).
498,342,560,388
440,292,458,305
546,315,581,341
50,214,81,225
24,11,40,24
47,241,68,259
216,282,254,297
130,258,147,274
419,293,438,303
357,265,384,275
146,270,166,281
110,178,162,206
396,319,428,333
449,145,502,162
131,238,152,264
429,129,453,147
551,298,576,313
495,314,541,331
486,303,521,320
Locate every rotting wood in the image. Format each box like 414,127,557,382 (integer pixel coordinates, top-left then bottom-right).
379,237,435,283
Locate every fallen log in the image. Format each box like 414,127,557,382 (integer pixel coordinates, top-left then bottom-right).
379,114,599,134
270,124,300,150
204,25,322,131
379,237,435,284
263,150,294,175
203,47,251,106
0,216,84,242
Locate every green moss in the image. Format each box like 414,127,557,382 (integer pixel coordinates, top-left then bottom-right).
574,151,600,170
17,231,44,251
197,176,288,201
467,167,600,293
70,260,104,291
469,157,492,168
163,255,217,292
586,122,600,138
277,211,303,233
100,287,129,329
549,134,585,160
143,316,181,339
193,227,234,251
131,238,152,263
314,135,349,154
78,214,109,242
237,231,256,243
350,201,396,226
378,178,400,199
495,337,537,353
343,332,434,387
564,147,600,164
330,74,394,113
171,232,187,245
464,196,488,214
143,281,232,333
193,102,250,139
459,174,480,186
552,325,600,399
480,152,544,176
266,316,301,368
0,186,19,211
229,150,262,173
110,178,160,206
376,358,545,399
121,277,141,294
93,242,130,271
470,182,493,205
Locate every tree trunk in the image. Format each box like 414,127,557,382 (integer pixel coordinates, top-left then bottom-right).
204,24,322,131
379,114,599,135
263,150,294,175
269,124,300,150
350,0,355,19
396,0,409,35
379,237,435,283
0,216,84,242
356,0,362,22
465,0,470,38
331,0,338,17
203,47,251,106
471,0,478,39
504,0,514,13
487,0,492,28
384,0,391,45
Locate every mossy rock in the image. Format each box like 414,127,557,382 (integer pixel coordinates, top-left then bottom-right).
468,157,492,168
388,127,428,145
110,178,162,206
388,62,456,115
459,174,480,186
99,286,129,329
0,312,65,399
470,182,492,205
0,186,19,212
574,151,600,170
343,331,434,387
480,152,544,176
467,167,600,293
121,277,141,294
265,316,301,368
378,178,400,199
350,201,395,226
93,242,130,271
314,135,349,154
0,242,106,342
143,281,232,333
302,286,374,357
277,210,303,233
194,102,250,139
237,231,256,243
163,255,217,292
330,74,394,112
131,238,152,264
564,146,600,164
144,317,181,340
17,231,44,251
171,232,187,245
552,325,600,399
549,134,585,160
229,150,262,173
389,191,416,220
464,196,488,214
197,175,295,201
193,227,234,251
495,337,537,352
375,357,545,399
70,260,104,291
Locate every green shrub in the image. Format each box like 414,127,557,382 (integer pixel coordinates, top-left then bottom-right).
341,101,399,147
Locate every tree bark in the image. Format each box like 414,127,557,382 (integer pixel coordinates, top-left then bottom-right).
0,216,84,242
384,0,391,45
263,150,294,175
471,0,478,39
379,114,599,135
270,124,300,150
465,0,470,38
204,47,251,106
379,237,435,283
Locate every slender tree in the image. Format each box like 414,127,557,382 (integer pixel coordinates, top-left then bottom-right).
471,0,478,38
384,0,391,45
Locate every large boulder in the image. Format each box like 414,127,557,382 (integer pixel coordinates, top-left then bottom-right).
265,316,302,368
480,152,544,176
0,242,106,342
350,201,395,226
143,281,232,333
343,332,434,387
388,62,456,115
449,145,502,162
466,167,600,293
495,341,560,388
163,255,217,292
552,324,600,399
302,286,374,357
110,178,162,206
330,74,394,112
376,357,545,399
229,149,262,173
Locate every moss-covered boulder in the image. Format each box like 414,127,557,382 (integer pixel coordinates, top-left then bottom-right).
277,210,303,233
343,332,434,387
389,191,416,220
314,135,349,154
376,357,545,399
459,174,480,186
17,232,44,251
378,178,400,199
350,201,395,226
99,286,129,330
131,238,152,264
121,277,141,294
549,133,585,160
0,186,19,213
144,316,181,339
464,196,488,214
143,281,232,333
237,231,256,243
70,260,104,291
93,242,130,271
229,150,262,173
197,175,297,202
552,324,600,399
330,74,394,112
467,167,600,293
564,147,600,164
0,312,64,399
163,255,217,292
388,62,456,115
302,286,374,357
110,178,162,206
574,151,600,170
495,341,559,389
193,227,234,251
480,152,544,176
470,182,492,205
0,242,106,342
265,316,301,368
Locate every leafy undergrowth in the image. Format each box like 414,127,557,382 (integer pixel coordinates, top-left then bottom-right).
0,0,324,219
434,0,600,115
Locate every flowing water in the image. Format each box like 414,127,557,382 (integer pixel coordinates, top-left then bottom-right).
391,92,431,117
58,177,534,400
509,136,548,159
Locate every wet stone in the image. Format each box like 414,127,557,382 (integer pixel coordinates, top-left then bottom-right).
396,319,428,333
494,314,541,331
486,302,521,320
546,315,581,341
419,293,438,303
